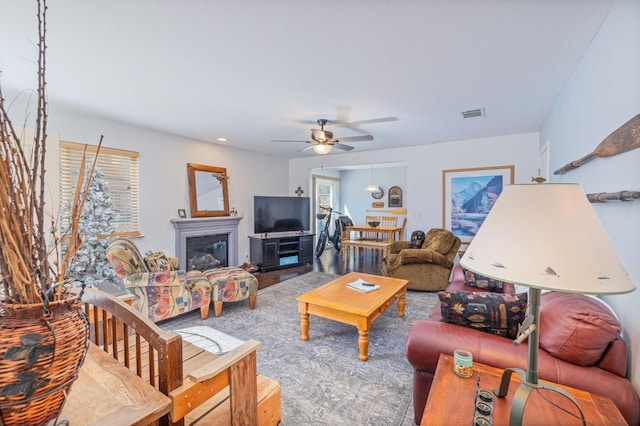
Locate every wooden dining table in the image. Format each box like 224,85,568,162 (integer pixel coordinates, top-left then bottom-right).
51,342,171,426
346,224,403,242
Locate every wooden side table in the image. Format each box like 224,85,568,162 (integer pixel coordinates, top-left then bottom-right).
52,343,171,425
422,354,626,425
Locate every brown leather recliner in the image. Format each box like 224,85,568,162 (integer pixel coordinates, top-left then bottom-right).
406,264,640,425
381,228,461,291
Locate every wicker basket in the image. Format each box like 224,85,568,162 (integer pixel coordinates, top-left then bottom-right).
0,295,89,426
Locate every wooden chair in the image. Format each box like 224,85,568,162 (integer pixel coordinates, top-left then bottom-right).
396,217,408,241
338,216,353,257
362,215,381,242
81,288,281,426
380,216,397,228
378,216,398,241
365,215,380,222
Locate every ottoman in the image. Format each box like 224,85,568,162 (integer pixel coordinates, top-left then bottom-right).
202,267,258,317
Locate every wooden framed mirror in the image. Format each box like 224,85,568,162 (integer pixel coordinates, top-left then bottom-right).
187,163,230,217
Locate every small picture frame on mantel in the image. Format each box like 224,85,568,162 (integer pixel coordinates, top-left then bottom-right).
177,209,187,218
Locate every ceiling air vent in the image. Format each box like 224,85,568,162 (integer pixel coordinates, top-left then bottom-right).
461,108,485,119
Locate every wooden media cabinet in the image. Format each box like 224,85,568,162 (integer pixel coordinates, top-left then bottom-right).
249,233,314,272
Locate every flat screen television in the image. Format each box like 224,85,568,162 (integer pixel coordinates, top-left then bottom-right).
254,196,310,234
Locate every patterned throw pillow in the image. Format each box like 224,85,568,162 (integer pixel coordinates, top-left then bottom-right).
408,230,425,249
144,252,174,272
461,267,510,291
106,239,149,277
438,291,528,339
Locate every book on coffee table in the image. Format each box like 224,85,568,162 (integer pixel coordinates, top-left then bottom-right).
347,278,380,293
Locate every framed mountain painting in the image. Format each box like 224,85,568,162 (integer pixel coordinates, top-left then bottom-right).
442,165,514,243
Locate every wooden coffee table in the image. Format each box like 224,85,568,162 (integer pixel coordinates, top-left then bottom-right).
422,354,626,425
296,272,408,361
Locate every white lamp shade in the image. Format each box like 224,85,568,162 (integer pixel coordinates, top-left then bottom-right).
365,184,379,192
312,144,332,155
460,183,635,295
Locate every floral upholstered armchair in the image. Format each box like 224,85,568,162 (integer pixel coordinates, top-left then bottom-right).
381,228,461,291
106,239,212,322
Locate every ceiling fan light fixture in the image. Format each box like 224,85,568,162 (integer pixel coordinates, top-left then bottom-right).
312,144,332,155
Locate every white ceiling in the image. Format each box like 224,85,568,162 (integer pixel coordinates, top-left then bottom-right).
0,0,613,159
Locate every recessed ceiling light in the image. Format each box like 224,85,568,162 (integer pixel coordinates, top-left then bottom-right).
216,137,228,142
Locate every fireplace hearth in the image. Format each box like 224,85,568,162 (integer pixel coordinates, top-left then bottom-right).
171,216,242,270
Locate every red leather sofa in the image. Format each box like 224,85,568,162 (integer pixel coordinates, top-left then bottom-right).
406,264,640,425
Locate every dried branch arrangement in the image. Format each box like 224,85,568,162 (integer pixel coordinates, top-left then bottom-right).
0,0,100,305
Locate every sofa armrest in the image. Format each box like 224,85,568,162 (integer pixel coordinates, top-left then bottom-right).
396,249,453,268
406,319,530,375
388,240,410,254
596,338,628,377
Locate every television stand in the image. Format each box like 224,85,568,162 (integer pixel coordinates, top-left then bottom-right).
249,233,315,272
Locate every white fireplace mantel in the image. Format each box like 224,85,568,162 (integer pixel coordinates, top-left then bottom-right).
170,216,242,268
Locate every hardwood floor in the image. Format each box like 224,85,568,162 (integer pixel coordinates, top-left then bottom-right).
255,245,383,290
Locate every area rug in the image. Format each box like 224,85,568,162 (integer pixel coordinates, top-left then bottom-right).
160,272,438,425
175,325,245,355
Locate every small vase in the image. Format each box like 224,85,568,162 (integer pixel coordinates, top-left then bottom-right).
0,294,89,426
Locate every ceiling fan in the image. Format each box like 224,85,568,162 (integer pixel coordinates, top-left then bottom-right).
272,118,380,154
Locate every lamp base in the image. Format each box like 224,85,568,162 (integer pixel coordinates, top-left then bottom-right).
493,368,585,426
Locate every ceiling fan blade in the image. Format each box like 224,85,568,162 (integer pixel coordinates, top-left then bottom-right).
332,143,355,151
297,145,316,153
333,117,399,133
271,139,309,143
335,135,374,142
336,105,353,123
337,117,399,126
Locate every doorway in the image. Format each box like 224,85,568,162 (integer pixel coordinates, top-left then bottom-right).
312,175,340,236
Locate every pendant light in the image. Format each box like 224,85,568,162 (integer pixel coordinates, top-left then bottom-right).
365,164,378,192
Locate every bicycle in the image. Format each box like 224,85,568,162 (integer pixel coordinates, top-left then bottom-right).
315,206,346,258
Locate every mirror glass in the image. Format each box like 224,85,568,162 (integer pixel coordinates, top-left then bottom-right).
187,163,230,217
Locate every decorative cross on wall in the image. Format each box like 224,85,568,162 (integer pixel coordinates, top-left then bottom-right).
295,185,304,197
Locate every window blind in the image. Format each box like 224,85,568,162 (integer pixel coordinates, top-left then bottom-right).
59,141,140,237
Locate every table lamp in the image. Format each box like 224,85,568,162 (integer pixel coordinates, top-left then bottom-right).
459,183,636,425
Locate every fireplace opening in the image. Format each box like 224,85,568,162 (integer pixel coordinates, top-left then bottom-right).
186,234,228,271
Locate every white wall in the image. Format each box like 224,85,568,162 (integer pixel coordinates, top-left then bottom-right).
28,100,290,264
540,0,640,392
290,132,540,242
